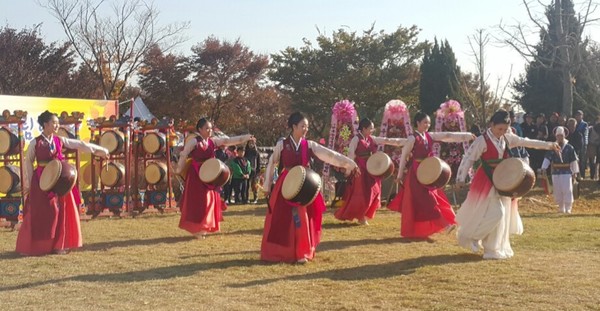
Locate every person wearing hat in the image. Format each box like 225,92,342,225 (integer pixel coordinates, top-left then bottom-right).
541,126,579,214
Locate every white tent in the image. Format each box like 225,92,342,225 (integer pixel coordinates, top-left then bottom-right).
124,96,156,121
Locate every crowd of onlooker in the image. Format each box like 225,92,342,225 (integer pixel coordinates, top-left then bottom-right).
500,110,600,181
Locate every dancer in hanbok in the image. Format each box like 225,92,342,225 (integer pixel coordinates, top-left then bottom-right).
175,117,255,238
261,112,358,264
388,111,475,238
455,110,560,259
334,118,407,225
16,111,109,256
541,126,579,214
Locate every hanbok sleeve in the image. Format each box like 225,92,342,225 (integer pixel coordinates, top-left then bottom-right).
262,141,283,191
23,140,36,195
308,140,358,175
347,136,359,161
176,138,196,174
456,136,486,183
212,134,253,147
541,158,551,170
60,137,109,158
395,136,415,181
429,132,474,143
505,132,556,150
371,136,408,147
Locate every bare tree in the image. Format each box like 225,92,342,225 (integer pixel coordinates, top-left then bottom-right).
39,0,189,99
498,0,599,116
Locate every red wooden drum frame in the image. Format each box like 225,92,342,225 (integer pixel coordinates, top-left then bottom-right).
100,162,126,187
492,158,536,198
0,127,19,155
0,165,21,194
281,166,322,206
39,160,78,196
416,156,452,189
198,158,231,187
99,130,125,154
366,152,394,178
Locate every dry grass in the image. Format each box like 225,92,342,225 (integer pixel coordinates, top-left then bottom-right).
1,182,600,311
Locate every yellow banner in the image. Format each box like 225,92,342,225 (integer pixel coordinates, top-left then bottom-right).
1,95,118,190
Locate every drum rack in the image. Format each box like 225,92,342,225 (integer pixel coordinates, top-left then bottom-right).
57,111,86,216
88,116,133,217
131,118,177,215
0,110,27,229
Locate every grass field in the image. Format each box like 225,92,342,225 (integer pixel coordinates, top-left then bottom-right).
1,183,599,311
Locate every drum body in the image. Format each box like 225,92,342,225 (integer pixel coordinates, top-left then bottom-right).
493,158,536,198
281,166,322,206
101,162,126,187
366,152,394,178
39,160,78,196
416,157,452,189
100,130,125,154
0,165,21,194
0,127,19,155
184,133,198,146
178,158,193,179
80,162,101,188
145,162,168,185
198,158,230,187
142,132,166,155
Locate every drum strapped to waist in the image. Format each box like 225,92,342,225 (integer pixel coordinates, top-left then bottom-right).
0,127,19,155
281,166,322,206
366,152,394,178
492,158,536,198
39,160,78,196
142,132,166,155
199,158,231,187
416,156,452,189
100,162,126,187
145,161,168,185
0,165,21,194
99,130,125,154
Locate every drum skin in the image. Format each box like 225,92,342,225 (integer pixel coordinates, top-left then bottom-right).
198,158,230,187
142,132,166,154
57,128,76,139
99,130,125,154
100,162,126,187
416,157,452,189
39,160,78,196
493,158,536,198
281,166,322,206
80,162,101,188
0,127,19,155
0,165,21,194
366,152,394,178
145,162,168,185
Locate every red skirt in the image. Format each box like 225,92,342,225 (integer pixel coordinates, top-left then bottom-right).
334,165,381,221
178,161,223,234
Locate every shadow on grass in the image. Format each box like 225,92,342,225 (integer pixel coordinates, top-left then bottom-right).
221,228,264,236
522,213,600,219
319,237,432,251
83,236,196,251
230,253,481,288
320,222,361,229
0,258,263,292
223,206,266,217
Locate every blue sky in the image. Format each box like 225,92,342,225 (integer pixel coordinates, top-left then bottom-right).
2,0,599,101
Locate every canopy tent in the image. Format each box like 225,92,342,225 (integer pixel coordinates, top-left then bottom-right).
124,96,156,121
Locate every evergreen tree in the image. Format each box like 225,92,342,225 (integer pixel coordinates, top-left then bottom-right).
419,39,462,116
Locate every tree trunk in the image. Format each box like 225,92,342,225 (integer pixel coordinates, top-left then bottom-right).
562,69,573,116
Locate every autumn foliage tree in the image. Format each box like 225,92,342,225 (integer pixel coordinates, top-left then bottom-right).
189,37,269,127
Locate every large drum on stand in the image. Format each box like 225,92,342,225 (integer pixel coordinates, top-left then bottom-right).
0,165,21,194
39,160,78,196
199,158,230,187
281,166,322,206
100,162,126,187
142,132,166,155
416,157,452,189
57,127,76,139
99,130,125,154
366,152,394,178
493,158,536,198
0,127,19,155
184,133,198,146
80,162,101,188
145,162,168,185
